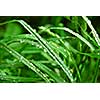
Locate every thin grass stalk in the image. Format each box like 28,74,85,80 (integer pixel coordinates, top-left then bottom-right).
39,26,81,81
18,20,74,82
0,42,50,83
82,16,100,46
50,27,95,51
0,20,75,82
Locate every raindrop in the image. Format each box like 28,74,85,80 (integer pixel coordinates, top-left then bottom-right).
19,56,23,62
13,59,17,62
35,68,40,72
33,29,36,33
36,44,40,47
9,51,12,54
64,49,66,52
57,46,59,49
43,74,47,78
39,46,42,48
43,41,46,44
49,78,54,82
44,49,47,53
30,63,33,66
97,52,100,55
32,42,34,46
20,40,24,43
55,68,59,73
51,63,56,66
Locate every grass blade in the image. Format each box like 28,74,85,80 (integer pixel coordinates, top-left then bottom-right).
50,27,95,51
17,20,74,82
82,16,100,46
32,61,65,82
0,75,42,83
0,42,50,83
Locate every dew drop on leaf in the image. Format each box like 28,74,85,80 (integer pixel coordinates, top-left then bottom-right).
39,46,42,48
32,42,34,45
43,49,47,53
19,56,23,62
20,40,24,43
51,63,56,66
36,44,40,47
43,74,47,78
64,49,66,52
9,51,12,54
30,63,33,66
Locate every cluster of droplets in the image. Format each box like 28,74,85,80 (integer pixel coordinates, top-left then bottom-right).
42,73,48,78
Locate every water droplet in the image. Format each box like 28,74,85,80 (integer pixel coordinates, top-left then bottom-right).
55,68,59,73
32,42,34,46
13,59,17,62
30,63,33,66
19,57,23,62
43,74,47,78
64,49,66,52
39,46,42,48
33,29,36,33
35,68,40,72
9,51,12,54
49,78,54,82
36,44,40,47
20,40,24,43
44,49,47,53
43,41,46,44
97,52,100,55
52,63,56,66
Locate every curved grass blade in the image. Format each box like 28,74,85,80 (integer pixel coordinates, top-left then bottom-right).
0,42,50,83
38,27,81,81
0,37,56,64
0,75,42,83
32,61,65,82
0,42,65,82
0,20,74,82
17,20,74,82
0,34,36,43
82,16,100,46
49,41,81,81
50,27,95,51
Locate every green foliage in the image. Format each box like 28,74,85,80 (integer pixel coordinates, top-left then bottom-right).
0,16,100,83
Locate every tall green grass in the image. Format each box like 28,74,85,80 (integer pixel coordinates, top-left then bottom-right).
0,16,100,83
